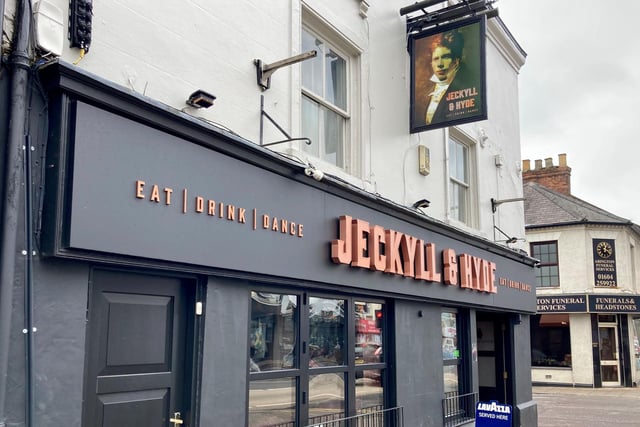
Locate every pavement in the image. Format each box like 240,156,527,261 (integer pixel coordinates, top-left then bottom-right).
533,386,640,426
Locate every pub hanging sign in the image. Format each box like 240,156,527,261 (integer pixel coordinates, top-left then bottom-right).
593,239,617,287
409,16,487,133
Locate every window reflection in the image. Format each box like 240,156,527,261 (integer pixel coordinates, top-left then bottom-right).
355,302,383,364
308,373,344,424
309,297,345,367
250,292,298,371
356,369,383,414
442,312,459,360
249,294,388,426
443,365,459,393
248,378,295,427
442,310,464,398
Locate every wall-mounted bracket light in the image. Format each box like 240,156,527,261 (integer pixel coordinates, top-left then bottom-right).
259,94,313,148
254,50,317,91
186,90,216,109
493,225,525,245
491,197,525,213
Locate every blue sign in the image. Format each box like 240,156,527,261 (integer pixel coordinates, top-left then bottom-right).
476,400,512,427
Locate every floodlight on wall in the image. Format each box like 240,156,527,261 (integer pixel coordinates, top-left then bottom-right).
412,199,431,209
186,90,216,109
255,50,317,91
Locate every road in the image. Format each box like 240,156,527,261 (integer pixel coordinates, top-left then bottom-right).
534,386,640,427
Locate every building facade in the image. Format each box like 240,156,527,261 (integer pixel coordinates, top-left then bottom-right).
1,1,537,426
524,154,640,388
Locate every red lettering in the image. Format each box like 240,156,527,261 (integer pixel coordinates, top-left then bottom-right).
459,254,473,289
425,243,441,282
471,256,482,290
330,215,352,264
385,230,403,275
443,249,458,286
369,225,386,271
414,240,428,281
401,234,417,278
351,219,371,268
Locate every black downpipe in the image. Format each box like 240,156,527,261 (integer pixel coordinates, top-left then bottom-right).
0,0,32,426
23,134,35,427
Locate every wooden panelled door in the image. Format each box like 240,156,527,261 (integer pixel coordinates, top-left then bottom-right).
83,269,195,426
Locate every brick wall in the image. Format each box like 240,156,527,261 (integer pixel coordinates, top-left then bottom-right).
522,153,571,195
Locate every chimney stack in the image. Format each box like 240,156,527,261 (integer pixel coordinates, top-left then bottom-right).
522,153,571,195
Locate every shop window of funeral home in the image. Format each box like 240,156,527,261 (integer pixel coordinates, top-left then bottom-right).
301,14,359,172
530,241,559,288
530,314,571,367
248,291,387,427
448,131,477,227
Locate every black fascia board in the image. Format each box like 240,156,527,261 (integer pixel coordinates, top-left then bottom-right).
38,60,536,267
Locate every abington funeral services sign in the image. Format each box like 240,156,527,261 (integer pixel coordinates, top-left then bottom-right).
537,294,640,313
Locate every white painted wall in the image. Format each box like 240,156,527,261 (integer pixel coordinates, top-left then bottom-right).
6,0,527,240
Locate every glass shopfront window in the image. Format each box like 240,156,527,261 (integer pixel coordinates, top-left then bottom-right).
308,373,345,422
248,378,296,427
442,311,464,393
441,310,472,426
249,292,298,372
248,292,387,427
530,314,572,367
355,302,384,415
309,297,345,367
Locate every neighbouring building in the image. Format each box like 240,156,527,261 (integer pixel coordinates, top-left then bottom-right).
524,154,640,388
1,1,538,426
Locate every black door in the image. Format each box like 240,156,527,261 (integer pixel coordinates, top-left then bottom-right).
477,313,512,404
83,269,195,426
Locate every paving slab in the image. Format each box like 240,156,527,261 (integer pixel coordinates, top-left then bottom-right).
534,386,640,427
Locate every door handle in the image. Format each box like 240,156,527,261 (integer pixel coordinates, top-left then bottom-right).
170,412,184,426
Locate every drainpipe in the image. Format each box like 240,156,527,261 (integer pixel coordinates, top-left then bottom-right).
0,0,4,56
0,0,32,425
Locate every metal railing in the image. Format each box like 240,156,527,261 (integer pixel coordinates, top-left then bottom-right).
442,391,477,427
304,406,404,427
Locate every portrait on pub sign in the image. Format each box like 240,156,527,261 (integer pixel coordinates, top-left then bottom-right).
410,17,487,133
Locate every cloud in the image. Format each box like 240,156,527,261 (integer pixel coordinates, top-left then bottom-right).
499,0,640,220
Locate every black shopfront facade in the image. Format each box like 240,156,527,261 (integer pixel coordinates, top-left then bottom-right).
2,62,538,426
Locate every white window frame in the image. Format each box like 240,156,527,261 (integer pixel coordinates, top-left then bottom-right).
300,7,361,176
447,128,478,228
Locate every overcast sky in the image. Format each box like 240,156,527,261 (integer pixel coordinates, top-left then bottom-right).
497,0,640,222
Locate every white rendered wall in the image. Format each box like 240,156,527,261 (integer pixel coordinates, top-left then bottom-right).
570,314,595,385
9,0,526,240
528,226,638,293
